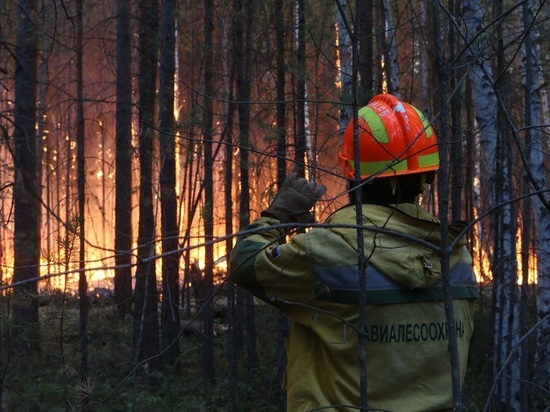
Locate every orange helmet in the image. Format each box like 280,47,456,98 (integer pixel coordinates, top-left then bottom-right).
338,94,439,179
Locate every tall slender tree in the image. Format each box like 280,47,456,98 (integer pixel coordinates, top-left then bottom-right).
449,0,464,224
75,0,89,382
295,0,306,176
493,4,520,409
357,0,373,103
381,0,399,97
463,1,520,408
159,0,180,370
243,0,258,377
519,4,535,410
275,0,288,408
431,4,463,409
223,64,237,412
520,0,550,400
201,0,216,383
275,0,287,186
133,0,160,370
234,0,258,378
336,0,352,134
114,0,133,316
12,0,40,353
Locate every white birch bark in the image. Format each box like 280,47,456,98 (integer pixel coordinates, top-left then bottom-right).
382,0,399,98
419,0,428,107
462,1,520,410
295,0,313,177
520,0,550,394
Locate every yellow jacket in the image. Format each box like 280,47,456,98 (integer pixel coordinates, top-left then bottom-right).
230,203,478,412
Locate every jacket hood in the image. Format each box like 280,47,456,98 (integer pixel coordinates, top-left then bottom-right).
326,204,469,289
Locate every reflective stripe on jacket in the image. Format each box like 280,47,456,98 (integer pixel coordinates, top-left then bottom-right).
230,203,478,412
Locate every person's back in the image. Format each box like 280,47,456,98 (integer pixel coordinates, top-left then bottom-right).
229,94,478,411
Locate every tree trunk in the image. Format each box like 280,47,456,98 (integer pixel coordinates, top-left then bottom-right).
295,0,306,176
519,4,534,410
275,0,287,187
243,0,258,379
381,0,399,97
133,0,160,371
463,1,520,409
75,0,89,384
431,4,462,410
336,0,352,135
12,0,40,354
357,0,373,103
201,0,215,384
448,0,464,224
494,3,521,409
233,0,258,379
275,0,288,408
521,0,550,403
114,0,134,316
159,0,180,371
223,61,237,412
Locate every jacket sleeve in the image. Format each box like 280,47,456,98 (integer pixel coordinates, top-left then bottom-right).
229,216,317,308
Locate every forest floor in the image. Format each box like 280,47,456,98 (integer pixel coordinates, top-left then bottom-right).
0,291,539,411
1,294,282,411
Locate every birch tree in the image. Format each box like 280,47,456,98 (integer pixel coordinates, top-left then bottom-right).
462,1,519,409
520,0,550,399
295,0,307,176
381,0,399,97
492,4,521,409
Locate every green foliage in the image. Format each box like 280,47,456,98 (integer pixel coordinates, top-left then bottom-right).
463,298,493,410
3,292,542,411
0,300,281,411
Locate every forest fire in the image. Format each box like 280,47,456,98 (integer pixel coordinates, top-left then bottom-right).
0,1,548,410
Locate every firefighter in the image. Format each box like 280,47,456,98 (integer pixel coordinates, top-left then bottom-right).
229,93,478,412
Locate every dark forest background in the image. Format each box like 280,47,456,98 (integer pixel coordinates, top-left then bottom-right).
0,0,549,410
